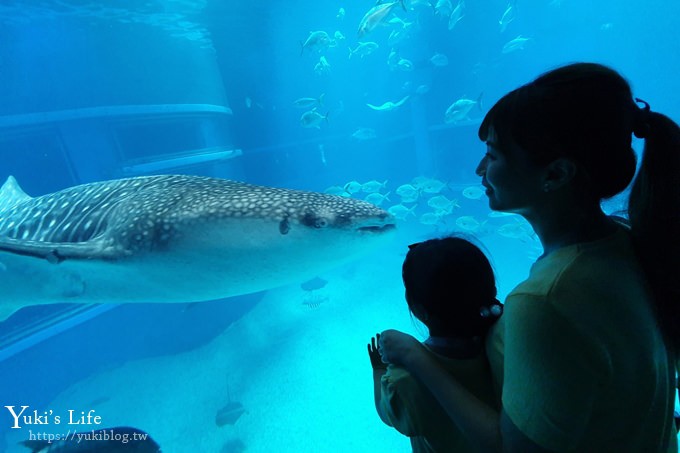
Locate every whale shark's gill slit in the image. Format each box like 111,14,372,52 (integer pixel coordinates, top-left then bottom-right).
279,217,290,235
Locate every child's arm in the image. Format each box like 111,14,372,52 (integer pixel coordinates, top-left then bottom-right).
368,333,391,426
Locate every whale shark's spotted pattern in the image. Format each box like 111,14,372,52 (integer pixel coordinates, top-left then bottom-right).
0,175,393,260
0,174,396,319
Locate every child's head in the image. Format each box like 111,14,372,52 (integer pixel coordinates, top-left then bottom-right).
402,235,501,338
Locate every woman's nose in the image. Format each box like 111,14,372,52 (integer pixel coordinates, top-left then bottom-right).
475,157,487,176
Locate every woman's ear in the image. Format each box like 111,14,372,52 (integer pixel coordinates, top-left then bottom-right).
542,158,578,191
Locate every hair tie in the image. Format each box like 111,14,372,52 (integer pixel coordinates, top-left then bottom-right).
480,298,503,318
633,97,652,139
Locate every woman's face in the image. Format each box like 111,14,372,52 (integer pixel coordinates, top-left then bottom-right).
475,127,545,214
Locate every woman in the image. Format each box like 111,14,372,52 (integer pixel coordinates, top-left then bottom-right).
378,62,680,452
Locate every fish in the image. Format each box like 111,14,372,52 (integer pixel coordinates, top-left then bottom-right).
420,212,443,226
420,178,447,194
396,58,413,71
337,7,346,20
19,426,160,452
348,41,379,59
314,56,331,75
445,93,483,124
300,31,331,55
434,0,453,17
427,195,459,213
499,1,516,32
388,204,417,220
395,183,419,201
343,180,363,195
357,0,406,37
361,180,388,193
448,0,465,30
429,52,449,67
364,192,391,206
462,185,485,200
0,175,396,320
351,128,377,140
300,276,328,291
455,215,482,232
293,94,325,109
215,401,246,427
502,35,530,54
300,109,328,129
323,186,350,197
366,96,410,111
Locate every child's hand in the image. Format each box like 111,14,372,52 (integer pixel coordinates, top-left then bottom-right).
368,333,388,370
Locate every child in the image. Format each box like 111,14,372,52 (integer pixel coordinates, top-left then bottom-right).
368,235,502,453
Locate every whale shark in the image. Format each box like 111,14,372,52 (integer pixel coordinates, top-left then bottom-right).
0,175,396,320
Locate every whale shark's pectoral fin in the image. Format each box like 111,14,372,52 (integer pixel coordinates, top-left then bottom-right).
0,236,125,262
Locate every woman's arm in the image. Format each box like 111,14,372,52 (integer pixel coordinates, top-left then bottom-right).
380,329,553,453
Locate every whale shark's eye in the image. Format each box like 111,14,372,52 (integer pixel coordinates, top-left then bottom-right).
300,212,329,229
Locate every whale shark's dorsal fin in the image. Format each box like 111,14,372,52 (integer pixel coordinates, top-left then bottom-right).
0,176,31,214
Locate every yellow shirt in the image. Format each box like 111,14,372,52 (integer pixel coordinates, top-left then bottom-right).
486,227,677,452
380,345,497,453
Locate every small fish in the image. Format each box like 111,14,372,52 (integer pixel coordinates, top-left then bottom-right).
445,93,483,124
301,31,331,55
293,93,325,109
387,28,409,47
365,192,391,206
367,96,410,111
396,58,413,71
462,185,485,200
388,203,417,220
19,427,161,452
300,109,328,129
245,97,252,108
216,401,247,427
421,178,447,194
455,215,481,232
415,84,430,95
502,35,530,54
427,195,459,213
435,0,453,17
344,180,363,194
352,128,377,140
499,2,516,32
358,0,406,37
337,7,346,20
448,0,465,30
362,180,388,193
334,30,346,41
301,276,328,291
349,41,379,58
395,183,420,200
387,48,399,69
324,186,350,197
496,220,536,242
420,212,443,226
429,52,449,67
314,56,331,75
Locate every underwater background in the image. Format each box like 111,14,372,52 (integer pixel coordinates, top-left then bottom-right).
0,0,678,451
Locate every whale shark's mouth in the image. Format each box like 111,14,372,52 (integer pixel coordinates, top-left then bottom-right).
356,222,397,233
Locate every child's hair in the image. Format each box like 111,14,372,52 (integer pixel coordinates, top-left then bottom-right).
402,235,502,338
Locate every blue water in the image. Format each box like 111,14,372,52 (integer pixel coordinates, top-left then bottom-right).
0,0,678,451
